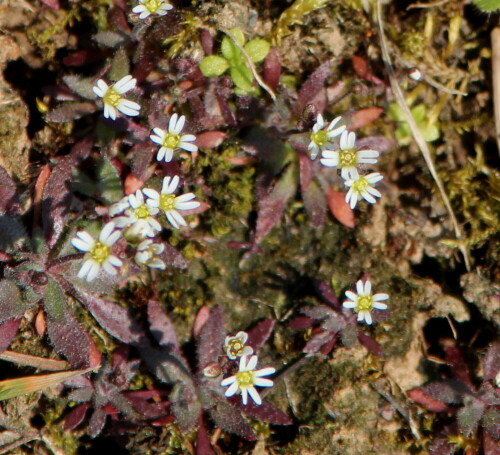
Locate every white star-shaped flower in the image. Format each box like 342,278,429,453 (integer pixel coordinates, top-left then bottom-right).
344,172,384,209
111,190,161,240
224,331,254,360
71,222,123,282
132,0,173,19
221,355,275,406
308,114,346,160
320,130,379,180
343,279,389,325
150,113,198,162
135,239,166,270
144,175,200,229
92,75,141,120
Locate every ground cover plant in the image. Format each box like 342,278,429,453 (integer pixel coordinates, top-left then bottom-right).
0,0,498,453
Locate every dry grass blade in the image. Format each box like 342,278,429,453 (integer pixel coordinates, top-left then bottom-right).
491,27,500,158
0,367,95,401
375,0,471,271
0,350,70,371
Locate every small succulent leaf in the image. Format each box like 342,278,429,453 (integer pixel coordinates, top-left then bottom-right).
0,318,22,354
340,324,358,349
297,60,330,112
123,390,169,418
221,28,245,63
97,157,123,205
0,367,94,400
230,65,254,92
411,104,426,123
196,415,216,455
244,38,270,63
209,398,255,439
197,306,226,372
350,107,384,130
254,161,298,246
246,319,275,352
357,330,384,357
483,342,500,381
193,306,211,338
327,187,355,228
88,406,107,438
263,46,281,91
45,102,97,123
0,280,30,323
237,398,293,425
457,399,485,437
40,0,60,10
43,277,67,323
0,215,28,252
171,382,201,431
199,55,230,77
108,47,130,82
63,75,98,100
47,311,96,369
78,292,148,346
302,179,327,228
147,300,180,349
93,31,129,48
303,330,335,354
407,388,450,412
0,167,20,215
301,305,336,321
351,55,385,85
445,347,474,389
64,402,91,431
421,122,440,142
482,407,500,440
313,280,340,309
131,143,156,181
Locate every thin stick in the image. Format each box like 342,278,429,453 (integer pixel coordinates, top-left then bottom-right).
222,30,277,103
407,0,449,9
376,0,471,271
491,28,500,158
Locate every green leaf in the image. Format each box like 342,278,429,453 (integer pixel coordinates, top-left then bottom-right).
0,279,29,323
96,157,123,205
43,277,67,323
244,39,270,63
0,215,28,252
63,75,98,100
108,48,130,82
410,104,426,123
221,28,246,64
420,123,440,142
230,65,254,92
199,55,230,77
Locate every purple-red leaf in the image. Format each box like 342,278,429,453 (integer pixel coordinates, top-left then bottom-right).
350,107,383,130
79,292,148,346
484,430,500,455
483,342,500,382
408,387,454,412
263,47,281,92
428,438,455,455
88,406,107,438
303,330,336,354
357,330,383,357
327,187,354,228
446,346,474,389
0,167,20,215
196,306,225,372
288,316,315,330
237,399,292,425
47,312,95,369
0,318,21,354
42,138,93,247
64,402,91,431
45,102,97,123
40,0,60,10
313,280,340,310
246,319,275,352
352,56,385,85
148,300,179,349
302,179,326,228
297,61,330,112
196,415,215,455
209,399,255,440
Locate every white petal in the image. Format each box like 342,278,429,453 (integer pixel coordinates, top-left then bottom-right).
99,222,116,243
247,386,262,405
158,147,173,162
254,367,276,377
105,229,121,247
148,258,166,269
241,388,248,405
246,355,258,371
239,355,248,370
165,211,180,229
179,142,198,153
345,291,358,301
78,259,95,279
102,261,118,275
132,5,147,13
320,157,339,168
365,186,382,198
163,175,180,194
373,302,388,310
176,200,200,211
316,114,324,129
364,311,373,325
373,293,389,301
86,262,101,282
72,238,92,252
363,280,372,295
113,75,136,94
327,125,346,138
346,131,356,149
168,113,179,132
342,301,356,309
117,99,140,117
107,255,123,267
253,377,274,387
181,134,196,142
346,189,357,209
366,172,384,184
327,116,342,131
93,80,108,97
221,376,236,387
143,188,160,201
361,191,377,204
173,115,186,134
225,381,239,398
356,280,364,295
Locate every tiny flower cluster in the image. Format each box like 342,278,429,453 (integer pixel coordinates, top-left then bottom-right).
72,176,200,282
342,279,389,325
309,114,384,209
219,331,275,406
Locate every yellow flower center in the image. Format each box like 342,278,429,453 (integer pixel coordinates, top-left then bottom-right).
236,371,254,388
352,177,369,193
134,205,151,219
311,130,329,147
356,296,374,312
160,194,176,211
90,242,110,264
339,149,358,167
103,88,122,108
163,133,180,150
145,0,163,13
228,339,245,357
